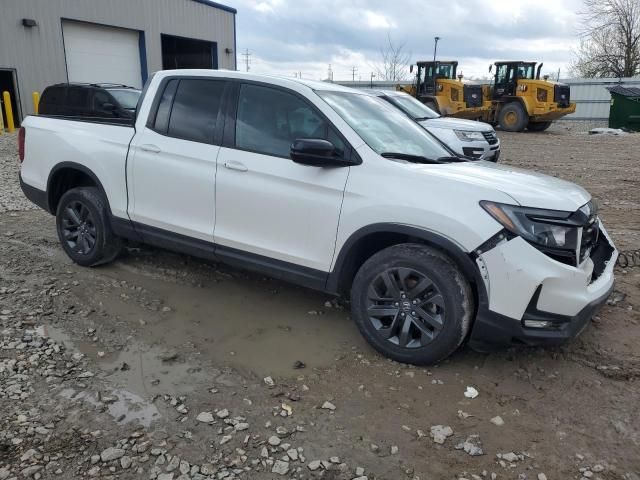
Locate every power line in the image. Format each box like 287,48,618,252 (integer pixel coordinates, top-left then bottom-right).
241,49,251,72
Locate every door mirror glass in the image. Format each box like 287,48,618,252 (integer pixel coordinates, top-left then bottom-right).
290,139,346,167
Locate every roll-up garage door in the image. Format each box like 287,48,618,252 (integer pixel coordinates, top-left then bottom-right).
62,20,142,88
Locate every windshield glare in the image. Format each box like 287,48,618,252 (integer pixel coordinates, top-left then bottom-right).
318,91,451,161
385,94,439,120
108,89,141,110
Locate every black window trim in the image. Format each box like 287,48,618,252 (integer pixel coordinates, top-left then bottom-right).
145,75,229,146
221,79,361,165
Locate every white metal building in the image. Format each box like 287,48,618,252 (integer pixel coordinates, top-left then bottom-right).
0,0,237,123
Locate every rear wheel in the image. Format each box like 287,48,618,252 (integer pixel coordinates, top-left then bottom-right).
527,121,552,132
351,244,474,365
56,187,121,267
498,102,528,132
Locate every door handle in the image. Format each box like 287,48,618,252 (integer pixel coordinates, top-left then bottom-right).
224,161,248,172
140,144,161,153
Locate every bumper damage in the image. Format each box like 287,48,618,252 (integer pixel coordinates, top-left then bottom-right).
468,224,617,350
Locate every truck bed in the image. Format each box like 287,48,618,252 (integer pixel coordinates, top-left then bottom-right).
20,115,135,220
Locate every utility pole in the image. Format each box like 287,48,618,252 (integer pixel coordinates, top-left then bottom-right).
241,49,251,72
557,68,561,81
370,72,375,88
327,64,333,82
433,36,440,62
351,66,358,82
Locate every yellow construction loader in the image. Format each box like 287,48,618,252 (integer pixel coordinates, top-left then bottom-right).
399,60,577,132
398,61,487,119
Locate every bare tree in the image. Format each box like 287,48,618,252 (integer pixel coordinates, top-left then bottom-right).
374,33,411,82
572,0,640,78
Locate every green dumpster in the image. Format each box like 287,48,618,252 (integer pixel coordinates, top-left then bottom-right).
607,85,640,131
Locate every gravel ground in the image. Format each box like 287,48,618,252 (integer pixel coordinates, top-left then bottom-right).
1,128,639,480
0,133,36,213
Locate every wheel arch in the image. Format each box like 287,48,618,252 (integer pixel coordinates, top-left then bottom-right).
46,162,111,215
327,224,488,309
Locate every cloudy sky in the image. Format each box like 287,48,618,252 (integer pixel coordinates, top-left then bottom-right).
232,0,585,81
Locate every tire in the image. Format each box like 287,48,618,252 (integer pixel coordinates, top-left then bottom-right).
350,243,474,365
527,121,552,132
498,102,528,132
55,187,121,267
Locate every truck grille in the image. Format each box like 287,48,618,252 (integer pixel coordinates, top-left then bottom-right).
463,85,483,108
482,131,498,145
554,85,571,108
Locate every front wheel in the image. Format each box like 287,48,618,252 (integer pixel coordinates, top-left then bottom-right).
351,244,474,365
498,102,528,132
56,187,121,267
527,121,552,132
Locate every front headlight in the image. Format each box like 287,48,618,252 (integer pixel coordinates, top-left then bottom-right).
454,130,485,142
480,201,579,251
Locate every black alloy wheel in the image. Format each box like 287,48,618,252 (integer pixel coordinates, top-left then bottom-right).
61,200,97,255
55,187,121,267
367,267,445,348
351,243,473,365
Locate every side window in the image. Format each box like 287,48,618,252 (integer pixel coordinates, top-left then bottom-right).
152,79,179,133
235,84,345,157
495,65,507,84
67,87,89,110
40,86,67,115
92,91,112,116
167,79,225,144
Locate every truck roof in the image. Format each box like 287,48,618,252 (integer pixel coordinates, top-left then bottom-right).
153,69,358,95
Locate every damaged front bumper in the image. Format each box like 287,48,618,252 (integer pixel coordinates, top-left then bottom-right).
469,224,617,350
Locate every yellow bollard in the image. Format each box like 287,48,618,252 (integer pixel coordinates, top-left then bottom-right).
32,92,40,115
2,91,15,133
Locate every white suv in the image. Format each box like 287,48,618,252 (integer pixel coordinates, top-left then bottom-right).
368,89,501,161
19,70,617,364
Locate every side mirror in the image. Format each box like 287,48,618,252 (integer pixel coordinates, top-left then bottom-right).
290,139,347,167
488,64,493,73
410,65,414,73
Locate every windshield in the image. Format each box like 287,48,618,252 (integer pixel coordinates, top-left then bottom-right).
517,63,536,80
318,91,452,161
108,89,141,110
385,94,439,120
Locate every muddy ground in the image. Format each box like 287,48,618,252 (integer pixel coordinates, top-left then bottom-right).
0,125,639,480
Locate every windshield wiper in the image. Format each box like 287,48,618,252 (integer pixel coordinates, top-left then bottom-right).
436,156,470,163
414,116,437,121
380,152,443,164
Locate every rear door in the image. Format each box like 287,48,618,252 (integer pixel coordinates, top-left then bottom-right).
127,77,226,241
213,82,350,274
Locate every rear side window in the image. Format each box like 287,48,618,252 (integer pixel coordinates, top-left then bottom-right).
67,87,89,109
167,79,225,144
41,86,66,106
236,84,344,158
152,79,179,133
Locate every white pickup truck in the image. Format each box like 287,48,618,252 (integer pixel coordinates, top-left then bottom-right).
19,70,617,365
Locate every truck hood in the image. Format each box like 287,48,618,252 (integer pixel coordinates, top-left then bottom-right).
419,117,493,132
411,160,590,211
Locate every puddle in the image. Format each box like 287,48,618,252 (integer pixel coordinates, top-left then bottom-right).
41,324,210,397
59,387,161,428
98,258,366,377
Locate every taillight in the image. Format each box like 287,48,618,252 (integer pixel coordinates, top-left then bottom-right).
18,127,25,163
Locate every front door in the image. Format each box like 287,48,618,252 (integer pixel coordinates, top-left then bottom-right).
214,82,350,273
127,78,226,241
493,64,517,99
